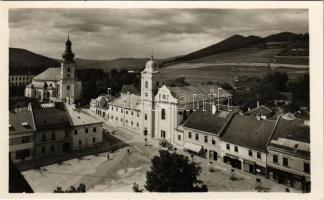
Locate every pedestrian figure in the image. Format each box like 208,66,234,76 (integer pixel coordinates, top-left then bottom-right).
230,168,236,181
255,178,261,191
107,153,110,160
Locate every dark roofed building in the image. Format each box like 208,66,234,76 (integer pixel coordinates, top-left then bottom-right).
32,102,71,131
247,105,272,119
121,84,139,95
183,104,235,135
9,159,33,193
221,114,276,152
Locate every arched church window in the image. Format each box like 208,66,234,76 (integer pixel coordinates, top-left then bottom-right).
161,109,166,120
145,81,148,89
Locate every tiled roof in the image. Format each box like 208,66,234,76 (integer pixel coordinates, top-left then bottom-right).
110,94,141,111
121,84,139,95
247,105,272,116
221,114,276,152
32,102,71,131
33,68,61,81
271,117,310,143
9,111,35,135
168,84,231,104
66,107,103,126
183,104,235,135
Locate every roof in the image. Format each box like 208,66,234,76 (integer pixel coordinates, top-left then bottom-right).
168,84,231,104
221,114,276,152
270,117,310,144
183,104,234,135
33,68,61,81
26,81,46,88
121,84,139,95
110,94,141,111
247,105,272,116
9,111,35,135
66,107,103,126
9,160,33,193
32,102,72,131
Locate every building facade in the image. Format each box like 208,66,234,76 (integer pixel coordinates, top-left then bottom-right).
9,74,34,86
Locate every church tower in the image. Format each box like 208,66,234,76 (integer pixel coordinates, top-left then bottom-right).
59,36,76,104
140,56,160,138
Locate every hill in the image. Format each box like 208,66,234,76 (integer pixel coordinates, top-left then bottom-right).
161,32,309,67
9,48,60,68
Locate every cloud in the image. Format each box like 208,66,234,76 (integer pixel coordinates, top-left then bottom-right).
9,9,308,60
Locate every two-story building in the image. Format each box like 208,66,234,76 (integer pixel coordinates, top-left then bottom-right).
220,114,277,176
266,117,310,192
9,110,35,163
31,102,73,160
181,104,236,161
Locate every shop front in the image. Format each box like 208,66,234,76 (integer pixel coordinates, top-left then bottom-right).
223,153,242,170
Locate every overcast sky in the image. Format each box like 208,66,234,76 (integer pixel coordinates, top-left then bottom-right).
9,9,308,60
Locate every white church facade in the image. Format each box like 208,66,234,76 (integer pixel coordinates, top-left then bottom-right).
25,37,82,104
90,57,232,148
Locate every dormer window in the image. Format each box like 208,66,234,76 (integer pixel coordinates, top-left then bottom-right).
21,122,31,129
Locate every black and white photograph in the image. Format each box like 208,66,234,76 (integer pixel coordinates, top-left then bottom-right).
2,3,323,198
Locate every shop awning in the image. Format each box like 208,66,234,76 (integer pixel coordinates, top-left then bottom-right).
183,143,202,153
225,153,240,160
243,159,256,165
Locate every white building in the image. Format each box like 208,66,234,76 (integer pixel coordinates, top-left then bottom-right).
25,37,81,103
9,74,34,86
91,57,232,148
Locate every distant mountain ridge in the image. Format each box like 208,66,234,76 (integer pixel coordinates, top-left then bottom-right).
161,32,309,67
9,31,309,74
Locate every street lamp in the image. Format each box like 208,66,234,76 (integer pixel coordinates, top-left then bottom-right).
217,88,223,111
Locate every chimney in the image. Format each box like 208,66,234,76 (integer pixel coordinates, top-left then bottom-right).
107,88,111,96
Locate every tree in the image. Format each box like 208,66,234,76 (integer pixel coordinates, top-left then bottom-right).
145,150,208,192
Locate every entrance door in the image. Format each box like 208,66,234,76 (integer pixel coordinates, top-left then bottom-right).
249,164,254,173
213,151,218,161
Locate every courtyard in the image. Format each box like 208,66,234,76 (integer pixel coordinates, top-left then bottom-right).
22,115,300,193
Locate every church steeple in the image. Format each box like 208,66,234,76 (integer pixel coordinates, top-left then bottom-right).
62,35,75,63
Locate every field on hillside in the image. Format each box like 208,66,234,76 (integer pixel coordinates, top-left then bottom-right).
159,63,309,85
190,47,283,64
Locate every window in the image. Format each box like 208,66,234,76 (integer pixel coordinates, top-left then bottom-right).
212,138,216,145
188,132,192,139
145,81,148,88
93,137,96,143
121,109,123,113
79,140,82,145
51,145,55,152
195,133,199,141
21,136,30,144
85,128,88,134
131,111,133,116
144,128,148,136
116,108,119,112
93,127,96,132
51,132,56,140
249,150,253,157
161,130,166,138
226,144,230,150
116,117,118,121
273,155,278,163
131,121,133,126
304,163,310,173
204,136,208,143
257,152,261,159
126,110,128,114
145,93,148,97
137,112,139,117
283,157,288,166
74,130,78,135
65,131,69,138
42,133,46,142
67,67,70,72
137,123,139,127
178,135,181,141
234,146,238,152
145,114,147,120
161,109,166,120
67,85,70,90
41,146,46,154
126,120,128,124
